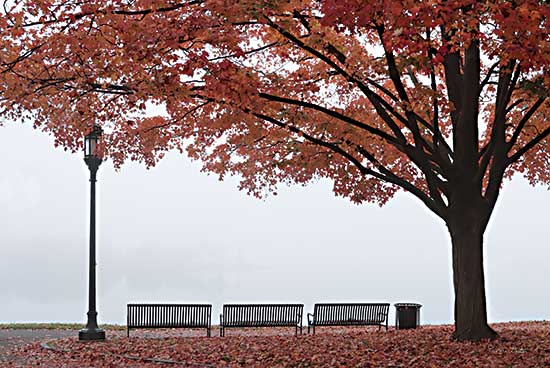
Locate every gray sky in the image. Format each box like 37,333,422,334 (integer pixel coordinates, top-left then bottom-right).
0,122,548,326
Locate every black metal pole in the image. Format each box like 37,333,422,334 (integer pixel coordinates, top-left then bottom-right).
79,159,105,341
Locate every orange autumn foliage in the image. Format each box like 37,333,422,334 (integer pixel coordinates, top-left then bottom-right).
0,0,546,206
0,0,548,341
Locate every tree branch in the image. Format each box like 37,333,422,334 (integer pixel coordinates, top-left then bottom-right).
265,17,454,188
17,1,205,28
479,61,500,92
477,61,517,183
376,25,448,204
249,110,446,218
262,18,420,142
258,92,402,144
507,126,550,165
507,97,546,151
208,41,283,62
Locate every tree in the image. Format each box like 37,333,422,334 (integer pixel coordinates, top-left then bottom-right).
1,0,548,341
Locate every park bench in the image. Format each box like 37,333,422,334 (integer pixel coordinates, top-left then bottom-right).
219,304,304,336
307,303,390,334
127,303,212,337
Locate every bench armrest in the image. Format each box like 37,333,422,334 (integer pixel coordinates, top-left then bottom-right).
220,313,224,326
307,313,314,325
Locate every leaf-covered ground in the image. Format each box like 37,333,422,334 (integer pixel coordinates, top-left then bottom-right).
2,322,549,367
0,323,126,330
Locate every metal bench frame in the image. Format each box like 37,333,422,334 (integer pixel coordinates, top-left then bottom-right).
127,303,212,337
219,304,304,337
307,303,390,334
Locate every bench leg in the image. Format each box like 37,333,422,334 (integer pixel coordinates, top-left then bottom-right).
207,327,211,338
127,328,130,338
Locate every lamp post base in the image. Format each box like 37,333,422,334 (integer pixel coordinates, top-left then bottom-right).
78,328,106,341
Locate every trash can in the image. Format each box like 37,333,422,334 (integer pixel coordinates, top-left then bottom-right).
395,303,422,330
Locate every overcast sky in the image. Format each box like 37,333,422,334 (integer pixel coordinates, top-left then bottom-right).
0,122,548,326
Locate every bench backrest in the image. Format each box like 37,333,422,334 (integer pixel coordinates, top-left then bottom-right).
313,303,389,325
127,304,212,328
222,304,303,326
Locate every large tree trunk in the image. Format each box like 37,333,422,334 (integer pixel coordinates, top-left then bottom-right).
446,203,497,341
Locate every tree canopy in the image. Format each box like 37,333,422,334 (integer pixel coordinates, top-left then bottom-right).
1,0,548,341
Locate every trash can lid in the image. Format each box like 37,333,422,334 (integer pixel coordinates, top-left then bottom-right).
394,303,422,308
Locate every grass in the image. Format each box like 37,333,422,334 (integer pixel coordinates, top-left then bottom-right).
0,323,126,330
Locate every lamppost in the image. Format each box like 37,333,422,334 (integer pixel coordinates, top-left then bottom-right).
79,124,106,341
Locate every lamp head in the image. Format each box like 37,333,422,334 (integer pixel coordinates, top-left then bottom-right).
84,125,103,159
84,125,103,170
